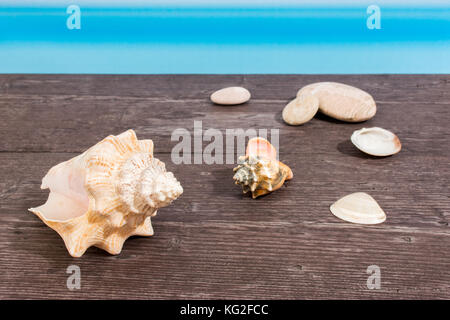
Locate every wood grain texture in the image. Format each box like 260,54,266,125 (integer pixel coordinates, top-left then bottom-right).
0,74,449,299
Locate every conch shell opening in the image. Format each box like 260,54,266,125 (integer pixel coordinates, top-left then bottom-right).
233,137,293,198
29,130,183,257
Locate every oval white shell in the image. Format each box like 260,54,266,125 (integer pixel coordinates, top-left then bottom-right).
210,87,251,105
29,130,183,257
351,127,401,156
330,192,386,225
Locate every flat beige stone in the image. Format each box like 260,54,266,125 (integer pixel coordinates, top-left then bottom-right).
297,82,376,122
210,87,251,105
282,94,319,125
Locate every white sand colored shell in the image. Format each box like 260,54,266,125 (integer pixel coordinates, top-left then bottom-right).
297,82,376,122
351,127,401,156
29,130,183,257
210,87,251,105
330,192,386,225
282,94,319,125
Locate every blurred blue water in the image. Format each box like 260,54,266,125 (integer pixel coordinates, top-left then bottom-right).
1,5,449,73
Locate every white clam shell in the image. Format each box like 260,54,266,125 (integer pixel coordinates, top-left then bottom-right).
29,130,183,257
351,127,401,157
297,82,376,122
282,94,319,125
210,87,251,105
330,192,386,225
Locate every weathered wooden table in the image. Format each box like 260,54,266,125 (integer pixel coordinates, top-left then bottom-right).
0,75,449,299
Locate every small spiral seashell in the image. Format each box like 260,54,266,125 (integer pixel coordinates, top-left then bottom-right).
233,137,293,199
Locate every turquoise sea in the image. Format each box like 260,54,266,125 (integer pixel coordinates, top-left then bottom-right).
1,2,449,73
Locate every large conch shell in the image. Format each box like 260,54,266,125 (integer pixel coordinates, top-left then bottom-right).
233,137,293,198
29,130,183,257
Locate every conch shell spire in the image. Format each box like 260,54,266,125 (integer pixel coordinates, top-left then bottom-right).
233,137,293,198
29,130,183,257
118,153,182,214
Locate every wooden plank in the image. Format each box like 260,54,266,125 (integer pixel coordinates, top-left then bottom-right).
0,74,449,102
0,95,449,154
0,74,449,299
